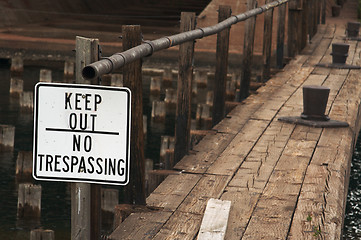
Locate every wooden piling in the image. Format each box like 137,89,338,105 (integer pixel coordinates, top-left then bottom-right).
9,77,24,96
30,229,55,240
143,115,148,142
39,69,52,82
145,158,154,196
150,76,162,95
212,5,231,127
20,91,34,110
239,0,257,100
17,183,41,219
160,136,175,169
10,55,23,74
195,69,208,88
206,91,213,106
162,67,173,88
16,151,33,179
0,124,15,149
196,104,212,130
276,2,286,68
262,0,274,81
151,101,166,122
122,25,146,205
174,12,196,164
164,88,177,114
64,60,74,79
226,79,236,101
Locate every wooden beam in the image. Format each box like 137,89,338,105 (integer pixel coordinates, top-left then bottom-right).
197,198,231,240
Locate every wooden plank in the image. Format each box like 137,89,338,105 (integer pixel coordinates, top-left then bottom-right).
153,212,203,240
221,187,260,239
197,198,231,240
216,121,293,180
146,173,201,211
213,119,269,161
109,211,172,240
303,37,332,67
174,132,233,173
177,174,231,215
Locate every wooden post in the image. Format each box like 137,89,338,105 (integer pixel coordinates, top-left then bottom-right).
10,77,24,96
72,36,101,240
17,183,41,219
301,0,309,50
174,12,196,163
276,2,286,69
10,55,23,74
0,124,15,149
71,183,91,240
288,0,302,58
212,5,231,127
30,229,55,240
321,0,326,24
316,0,321,25
16,151,33,179
313,0,318,36
151,101,166,122
39,69,52,82
19,92,34,110
262,0,274,81
308,0,314,40
239,0,257,100
64,60,75,79
122,25,146,205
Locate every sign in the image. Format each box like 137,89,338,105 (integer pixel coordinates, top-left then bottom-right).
33,82,131,185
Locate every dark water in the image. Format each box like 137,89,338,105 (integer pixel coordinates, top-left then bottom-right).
0,65,71,240
343,133,361,239
0,62,360,239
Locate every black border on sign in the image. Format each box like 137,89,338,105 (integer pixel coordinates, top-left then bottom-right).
32,82,131,186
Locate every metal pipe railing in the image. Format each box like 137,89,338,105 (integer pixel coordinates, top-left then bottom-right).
82,0,288,80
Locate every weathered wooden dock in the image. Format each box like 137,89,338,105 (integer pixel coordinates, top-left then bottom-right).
109,2,361,240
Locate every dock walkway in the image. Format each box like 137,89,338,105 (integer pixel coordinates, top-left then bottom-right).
110,1,361,239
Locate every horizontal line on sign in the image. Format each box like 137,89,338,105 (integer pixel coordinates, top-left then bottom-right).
45,128,119,135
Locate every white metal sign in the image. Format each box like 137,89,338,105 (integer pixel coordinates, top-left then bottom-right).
33,82,131,185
